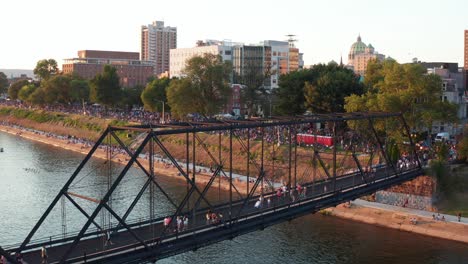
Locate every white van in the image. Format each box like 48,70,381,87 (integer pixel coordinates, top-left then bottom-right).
435,132,450,142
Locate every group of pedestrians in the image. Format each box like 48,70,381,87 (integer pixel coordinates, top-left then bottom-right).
164,215,189,232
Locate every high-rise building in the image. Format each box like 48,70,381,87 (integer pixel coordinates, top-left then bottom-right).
141,21,177,76
347,35,385,76
62,50,154,88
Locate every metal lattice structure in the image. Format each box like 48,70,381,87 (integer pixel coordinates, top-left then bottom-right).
0,112,424,263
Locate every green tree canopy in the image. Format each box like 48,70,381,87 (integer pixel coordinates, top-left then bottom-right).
275,69,317,115
120,85,144,110
0,72,8,95
141,78,171,112
237,66,269,116
344,60,458,134
40,74,73,104
166,78,199,120
167,53,232,119
304,64,363,113
276,64,363,115
70,79,90,104
89,65,121,107
8,79,29,100
18,84,38,102
34,59,58,81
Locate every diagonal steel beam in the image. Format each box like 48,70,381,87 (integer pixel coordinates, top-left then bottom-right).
110,131,178,209
234,170,265,219
193,166,222,209
102,204,149,250
351,153,368,184
368,118,400,177
315,151,332,179
18,127,110,252
193,133,244,200
153,135,214,209
63,193,102,231
399,115,422,169
59,131,152,263
114,177,152,232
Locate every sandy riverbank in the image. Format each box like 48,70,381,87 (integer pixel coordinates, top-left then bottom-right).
0,124,251,195
325,201,468,244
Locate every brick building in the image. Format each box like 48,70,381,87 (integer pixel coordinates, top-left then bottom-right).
62,50,154,88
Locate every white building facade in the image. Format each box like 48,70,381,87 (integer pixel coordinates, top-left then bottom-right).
169,40,233,78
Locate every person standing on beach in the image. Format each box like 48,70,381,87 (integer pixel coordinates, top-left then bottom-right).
457,212,462,222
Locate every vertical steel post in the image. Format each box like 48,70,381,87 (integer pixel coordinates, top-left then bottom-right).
186,132,190,212
229,127,233,222
261,127,265,194
288,125,292,189
294,125,297,189
192,131,196,223
247,128,250,195
333,121,337,192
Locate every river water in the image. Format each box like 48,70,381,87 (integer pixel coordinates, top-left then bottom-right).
0,131,467,264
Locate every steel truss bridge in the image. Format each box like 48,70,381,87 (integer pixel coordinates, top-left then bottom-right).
0,112,424,263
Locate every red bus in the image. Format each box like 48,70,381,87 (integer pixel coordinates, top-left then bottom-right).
296,134,334,147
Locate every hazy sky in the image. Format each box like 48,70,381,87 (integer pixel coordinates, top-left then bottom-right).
1,0,467,69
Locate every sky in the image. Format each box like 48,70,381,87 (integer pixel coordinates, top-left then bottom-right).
1,0,467,70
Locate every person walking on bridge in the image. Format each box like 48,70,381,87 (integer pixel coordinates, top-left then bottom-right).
41,246,48,264
104,230,113,246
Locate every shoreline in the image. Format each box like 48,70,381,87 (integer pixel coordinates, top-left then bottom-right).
0,124,251,195
325,200,468,244
1,124,467,245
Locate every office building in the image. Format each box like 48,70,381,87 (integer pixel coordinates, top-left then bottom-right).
62,50,154,87
141,21,177,76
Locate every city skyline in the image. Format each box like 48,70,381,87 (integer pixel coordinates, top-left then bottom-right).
1,0,467,70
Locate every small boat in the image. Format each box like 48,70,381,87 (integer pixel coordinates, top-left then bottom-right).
0,147,3,152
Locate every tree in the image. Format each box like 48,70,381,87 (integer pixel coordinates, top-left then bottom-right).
304,64,363,113
275,69,317,115
237,66,269,117
89,65,121,107
166,78,199,120
8,79,29,100
141,78,171,112
344,60,458,136
167,53,232,118
40,74,73,104
34,59,58,81
120,86,144,110
0,72,8,95
276,64,363,115
70,79,90,104
18,84,38,102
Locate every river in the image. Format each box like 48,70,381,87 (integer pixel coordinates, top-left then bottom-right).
0,131,467,264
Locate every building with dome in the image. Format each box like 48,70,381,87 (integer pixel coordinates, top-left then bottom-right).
347,35,385,75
